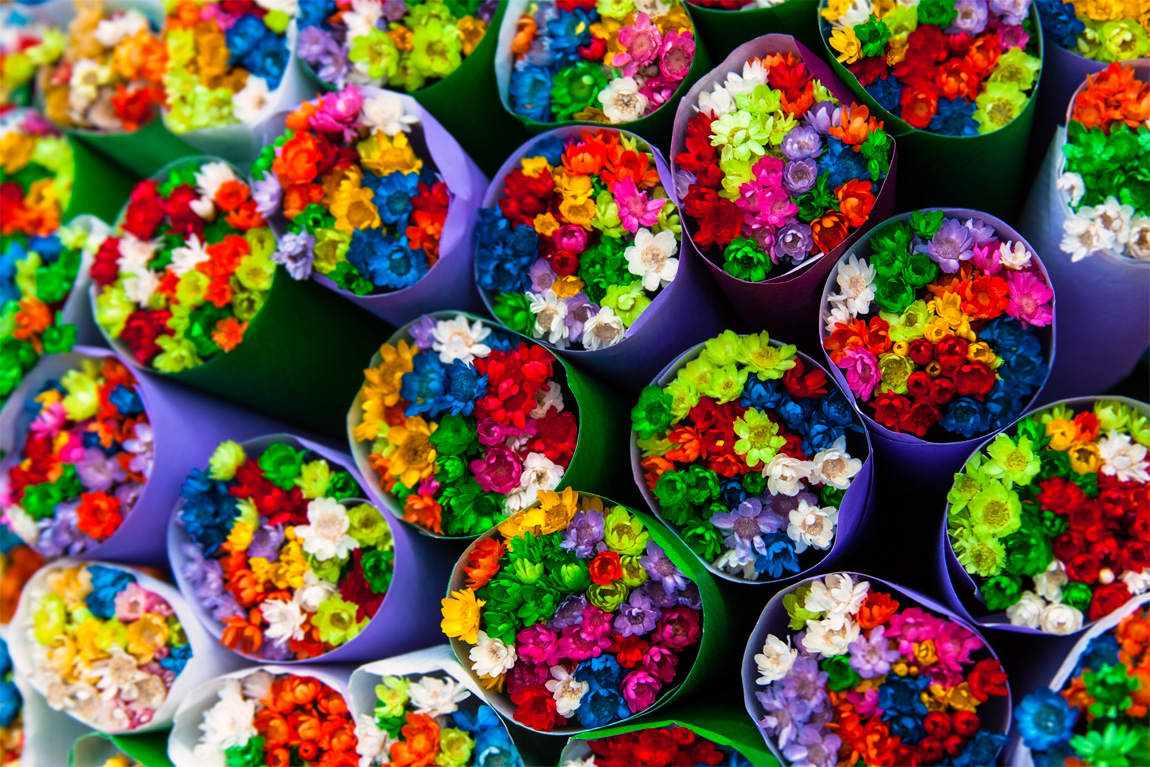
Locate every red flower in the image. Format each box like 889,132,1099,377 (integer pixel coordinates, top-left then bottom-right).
634,729,678,766
935,336,970,371
1120,541,1150,573
811,211,851,253
339,549,384,621
783,358,828,399
1036,476,1087,513
472,343,556,429
610,633,650,668
930,378,956,405
857,591,900,629
907,371,933,400
76,491,122,541
899,83,941,130
119,309,171,364
1054,531,1086,562
872,392,912,430
847,55,890,88
934,58,983,101
122,180,165,240
951,710,980,738
923,712,952,739
862,316,893,356
90,236,123,286
964,33,1002,76
908,339,934,366
530,408,578,466
968,658,1009,702
951,361,996,397
589,550,624,585
499,168,556,227
162,184,205,237
510,684,564,731
1090,582,1132,621
1066,553,1101,584
685,187,742,249
899,399,942,437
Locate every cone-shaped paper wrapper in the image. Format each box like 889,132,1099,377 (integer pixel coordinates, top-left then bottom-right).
478,129,726,387
64,128,138,225
687,0,822,62
670,35,898,353
445,495,729,736
742,571,1013,766
0,345,283,567
629,334,875,584
15,672,96,767
1025,40,1105,177
168,433,450,663
168,665,353,767
940,396,1150,635
9,559,247,735
347,311,630,541
70,731,175,767
818,209,1056,494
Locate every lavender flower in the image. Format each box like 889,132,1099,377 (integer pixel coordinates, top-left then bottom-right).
252,173,282,218
76,447,126,492
181,543,226,599
642,580,678,608
638,540,688,593
776,222,815,262
122,422,153,475
408,315,438,350
921,218,976,273
950,0,989,34
757,686,802,748
989,0,1031,25
848,625,900,679
711,499,776,564
779,656,830,720
781,126,823,160
766,489,817,520
783,726,842,767
676,581,703,610
247,525,286,561
803,102,842,136
964,217,997,244
674,169,696,200
261,640,295,661
529,258,557,293
298,27,349,87
381,0,409,22
271,231,316,280
564,294,598,343
612,590,661,637
782,160,819,196
560,509,605,558
208,592,243,622
549,594,588,629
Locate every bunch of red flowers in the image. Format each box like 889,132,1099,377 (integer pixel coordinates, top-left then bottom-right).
583,726,739,766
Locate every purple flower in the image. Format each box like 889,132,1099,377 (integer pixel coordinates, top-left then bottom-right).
949,0,989,34
989,0,1031,25
272,231,315,280
381,0,408,22
964,217,997,244
477,0,498,21
298,27,349,87
781,126,823,160
123,422,153,474
208,592,243,622
247,525,285,561
757,686,802,748
564,293,598,343
642,580,678,608
113,481,143,510
782,160,819,195
252,174,282,218
180,543,226,599
561,509,605,558
711,499,776,563
674,169,696,200
408,315,438,349
780,656,830,720
549,594,588,630
921,218,976,273
612,590,661,637
803,102,842,135
39,505,84,557
638,540,687,593
76,447,126,492
262,640,295,661
783,726,842,767
765,490,817,520
848,625,900,678
675,581,702,610
776,222,815,263
529,258,557,293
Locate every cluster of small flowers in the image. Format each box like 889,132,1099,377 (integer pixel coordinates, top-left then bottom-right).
948,400,1150,634
1035,0,1148,61
0,7,62,108
823,211,1052,439
634,331,865,582
442,490,704,731
565,725,753,766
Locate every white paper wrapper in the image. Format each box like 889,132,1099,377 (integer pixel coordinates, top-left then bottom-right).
69,733,125,767
8,559,245,734
15,671,95,767
349,645,486,717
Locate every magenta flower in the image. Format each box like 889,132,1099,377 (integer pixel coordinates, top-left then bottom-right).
59,432,86,464
641,645,679,682
621,669,662,714
932,619,983,678
886,606,945,655
516,624,561,665
971,241,1001,275
1006,270,1054,328
614,13,662,78
837,346,880,401
553,224,588,254
659,30,695,81
611,177,664,233
558,623,611,661
310,86,365,143
30,401,67,438
639,74,678,109
470,446,523,494
652,606,701,650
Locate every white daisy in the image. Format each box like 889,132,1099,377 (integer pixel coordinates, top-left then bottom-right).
528,290,570,347
432,314,492,364
407,675,471,718
581,306,627,351
469,631,517,678
295,497,360,561
598,77,649,124
624,228,679,291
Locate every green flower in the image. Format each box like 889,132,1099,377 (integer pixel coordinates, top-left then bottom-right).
872,220,914,259
909,210,945,240
603,507,648,555
741,471,767,495
312,594,369,646
619,554,648,588
1002,523,1051,577
1096,19,1150,63
375,676,410,719
878,353,915,395
701,363,749,404
873,277,916,313
1070,722,1144,767
654,470,688,507
822,655,862,691
361,548,395,594
588,581,629,612
967,479,1022,539
854,15,890,58
224,736,264,767
328,470,360,500
435,728,475,767
900,250,939,288
1085,663,1140,719
512,558,545,584
153,334,202,373
349,503,392,548
953,532,1006,577
784,586,820,629
430,413,478,456
1061,582,1092,612
258,441,305,490
632,386,674,440
550,61,609,121
980,573,1021,611
350,28,400,80
723,237,773,282
681,520,724,562
1093,400,1131,433
734,409,785,468
915,0,957,29
554,560,591,592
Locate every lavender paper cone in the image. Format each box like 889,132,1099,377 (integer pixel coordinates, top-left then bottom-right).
629,336,875,584
742,572,1013,765
167,433,448,663
670,35,898,353
0,345,282,567
477,128,724,388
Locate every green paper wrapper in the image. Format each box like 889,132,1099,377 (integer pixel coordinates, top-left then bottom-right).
687,0,822,62
64,126,136,224
445,494,730,735
818,5,1044,220
70,732,174,767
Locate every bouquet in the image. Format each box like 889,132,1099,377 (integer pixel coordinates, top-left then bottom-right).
632,330,870,583
34,0,167,134
296,0,495,93
475,128,681,352
0,353,152,558
441,490,715,733
676,49,892,282
0,7,63,108
0,533,43,624
350,312,586,538
91,158,275,374
822,0,1042,137
560,720,767,766
946,398,1150,634
1036,0,1148,62
1057,63,1149,263
821,210,1053,441
747,572,1012,767
503,0,699,125
1013,596,1149,765
0,111,73,240
173,436,397,661
0,637,20,765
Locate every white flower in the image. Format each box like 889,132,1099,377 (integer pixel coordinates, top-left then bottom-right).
233,77,272,123
169,234,210,277
117,234,158,276
697,84,734,118
122,270,159,306
1062,209,1118,262
433,314,492,364
1126,215,1150,261
360,91,418,135
1093,196,1134,245
344,0,384,38
715,548,762,579
545,666,589,718
528,290,570,347
581,306,627,351
194,161,238,202
787,500,839,554
355,713,392,767
810,437,862,490
1057,171,1085,207
69,59,109,104
1098,429,1150,483
87,645,150,701
801,615,860,657
294,569,338,612
634,0,672,14
1039,602,1084,635
625,228,679,291
123,421,154,474
833,255,876,315
4,505,37,545
997,241,1033,270
764,454,813,497
240,670,274,701
261,598,308,646
190,195,216,221
824,300,853,331
408,675,471,717
754,634,797,684
198,680,257,752
254,0,298,15
803,572,868,622
598,77,649,124
529,380,565,418
1006,590,1045,628
470,631,517,677
295,497,360,561
505,453,563,511
827,0,874,27
94,10,149,48
1033,560,1068,603
1121,568,1150,595
723,60,767,97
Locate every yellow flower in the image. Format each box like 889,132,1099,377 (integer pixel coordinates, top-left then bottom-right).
227,521,255,552
0,132,36,174
47,565,93,608
655,4,693,34
521,156,551,178
821,0,851,21
1069,442,1102,474
559,196,597,227
386,416,438,488
925,684,952,712
330,175,381,233
359,130,423,176
535,487,580,534
1045,419,1078,451
533,212,561,237
356,341,417,442
552,275,585,298
947,682,979,712
830,28,862,64
886,34,909,65
967,342,998,367
125,612,169,663
75,617,110,665
553,169,593,202
892,340,910,356
913,640,939,666
457,16,487,56
441,589,485,644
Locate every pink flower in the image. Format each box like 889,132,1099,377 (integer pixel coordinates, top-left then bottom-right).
553,225,588,255
652,606,701,650
558,624,611,661
659,31,695,81
506,660,550,695
757,187,799,227
417,475,440,497
577,605,614,641
971,241,1001,275
998,23,1029,50
517,624,561,665
752,156,785,187
641,645,679,682
886,607,945,655
611,177,664,234
621,669,662,714
639,75,678,110
846,686,880,717
614,14,662,78
143,588,174,617
59,432,86,464
30,402,67,439
114,582,149,621
1006,270,1054,328
932,620,982,674
837,346,880,401
476,418,536,447
311,87,364,143
470,447,524,494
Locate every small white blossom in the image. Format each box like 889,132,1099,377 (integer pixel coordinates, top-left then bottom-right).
598,77,649,124
754,634,797,684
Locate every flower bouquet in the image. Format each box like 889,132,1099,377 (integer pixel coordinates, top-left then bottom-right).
159,0,314,166
89,156,388,437
474,127,721,386
1018,61,1149,401
171,433,447,662
348,311,626,539
819,208,1054,490
8,559,239,734
943,397,1150,636
819,0,1043,217
630,330,874,584
495,0,708,143
168,666,358,767
348,645,526,767
743,571,1013,767
5,634,95,767
440,489,724,734
0,5,63,109
671,35,896,344
0,535,43,626
1009,592,1150,767
253,85,488,324
0,346,276,567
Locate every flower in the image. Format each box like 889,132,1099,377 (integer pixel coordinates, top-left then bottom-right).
442,589,486,644
1098,430,1150,483
624,228,679,292
599,77,651,124
755,635,798,684
545,666,589,717
295,497,360,562
470,632,517,678
833,255,877,315
260,598,307,646
408,675,471,717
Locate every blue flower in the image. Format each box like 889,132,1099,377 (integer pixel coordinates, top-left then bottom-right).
297,0,337,31
0,637,11,677
776,397,814,434
823,137,870,189
865,76,902,114
531,135,567,166
475,207,511,244
484,330,519,353
720,477,747,509
979,316,1032,357
364,170,421,226
225,15,268,61
440,360,488,416
804,420,845,454
739,375,785,411
510,63,555,122
985,384,1025,431
878,674,929,719
401,353,447,418
1074,633,1119,677
577,686,630,728
452,704,503,733
347,229,428,290
475,214,536,294
1015,688,1077,753
0,524,22,555
242,34,289,89
509,223,540,259
0,680,20,729
940,397,990,438
27,234,62,263
1036,0,1085,48
930,98,979,137
474,723,524,767
544,9,594,67
108,384,145,416
85,565,136,619
821,390,857,427
754,533,800,578
158,642,193,676
952,731,1007,766
575,654,623,689
179,468,241,556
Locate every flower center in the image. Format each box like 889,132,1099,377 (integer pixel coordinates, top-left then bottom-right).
641,245,665,268
823,457,845,478
1004,450,1028,472
732,516,761,540
981,500,1009,528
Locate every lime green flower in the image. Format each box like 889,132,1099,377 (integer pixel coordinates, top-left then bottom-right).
968,479,1022,540
295,460,333,499
603,506,648,555
736,332,797,379
588,581,629,612
883,7,917,36
947,454,984,516
209,441,247,481
1096,19,1149,62
312,594,368,646
436,728,475,767
375,676,410,719
988,48,1041,91
636,434,672,458
34,594,67,645
1093,400,1131,434
734,409,786,468
654,199,680,236
231,287,266,323
953,531,1006,577
700,330,742,367
95,285,134,337
619,554,648,588
313,227,351,274
711,111,770,163
350,28,400,81
881,300,932,342
597,0,635,17
1129,411,1150,447
95,618,127,651
677,357,714,394
236,249,274,292
664,376,700,421
974,81,1029,135
878,353,915,395
982,434,1041,486
733,84,782,116
601,282,651,327
61,364,100,421
701,364,749,404
153,334,202,373
348,503,392,548
592,190,625,237
411,18,463,79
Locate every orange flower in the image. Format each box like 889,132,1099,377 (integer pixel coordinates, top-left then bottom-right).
13,296,52,351
602,141,659,189
824,318,869,364
290,709,323,743
780,81,815,117
403,493,443,535
563,137,608,175
274,132,323,185
925,262,975,297
211,317,249,352
1073,411,1100,443
225,200,266,230
215,179,251,212
934,59,982,101
664,426,701,463
511,13,537,56
1062,675,1095,714
286,100,321,132
829,104,882,147
205,276,233,308
389,713,440,767
76,491,123,541
227,568,266,606
0,546,44,623
266,747,292,767
199,234,249,279
317,688,349,717
221,608,264,655
640,455,674,489
283,183,326,219
464,538,505,589
960,275,1009,320
857,591,900,629
810,210,850,255
1128,666,1150,720
964,35,1001,76
835,179,876,228
289,676,322,708
1073,62,1150,132
255,709,292,747
168,0,202,29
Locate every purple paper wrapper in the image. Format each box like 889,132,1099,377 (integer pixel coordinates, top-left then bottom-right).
167,433,449,663
477,127,725,388
629,335,875,584
818,209,1057,493
741,571,1013,766
939,396,1150,637
670,35,898,354
1018,61,1150,404
0,345,282,568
